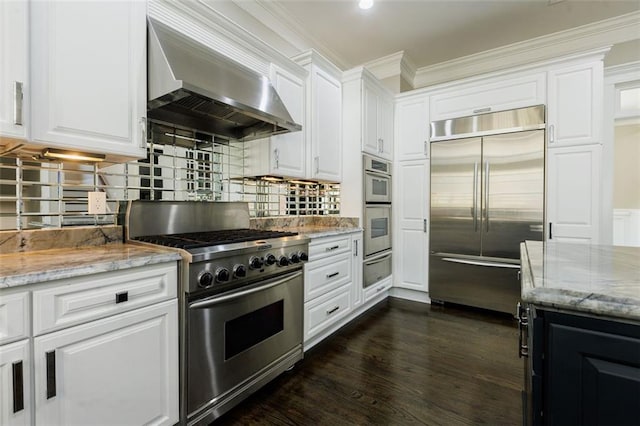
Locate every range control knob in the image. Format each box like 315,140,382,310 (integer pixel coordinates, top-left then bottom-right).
215,267,230,283
265,254,277,266
249,256,263,270
277,256,289,267
289,253,300,264
298,251,309,261
198,271,214,288
233,264,247,278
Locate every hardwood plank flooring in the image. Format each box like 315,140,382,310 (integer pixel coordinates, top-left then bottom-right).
214,298,523,425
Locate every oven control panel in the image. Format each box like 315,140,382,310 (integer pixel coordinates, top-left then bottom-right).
189,243,309,292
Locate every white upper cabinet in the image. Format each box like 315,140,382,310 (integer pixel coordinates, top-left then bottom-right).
294,51,342,182
308,64,342,182
0,0,29,143
429,71,546,122
547,60,603,147
546,144,602,244
362,75,394,160
270,64,306,178
30,0,147,160
395,95,430,161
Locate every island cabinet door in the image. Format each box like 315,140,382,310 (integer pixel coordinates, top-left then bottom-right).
33,300,178,426
543,311,640,426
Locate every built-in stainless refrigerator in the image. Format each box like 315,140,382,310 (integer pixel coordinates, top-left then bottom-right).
429,105,545,315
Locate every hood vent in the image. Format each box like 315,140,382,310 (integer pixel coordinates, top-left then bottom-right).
147,18,301,141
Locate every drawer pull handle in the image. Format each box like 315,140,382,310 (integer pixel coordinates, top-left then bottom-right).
115,291,129,304
326,272,339,279
376,285,385,292
473,107,491,114
326,306,340,315
12,361,24,413
46,350,56,399
326,245,340,251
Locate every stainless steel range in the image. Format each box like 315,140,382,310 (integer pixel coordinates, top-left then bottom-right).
124,201,309,425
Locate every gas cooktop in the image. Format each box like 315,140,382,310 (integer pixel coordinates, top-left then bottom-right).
133,229,299,250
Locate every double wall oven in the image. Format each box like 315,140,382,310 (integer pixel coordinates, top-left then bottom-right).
125,201,309,425
363,154,392,287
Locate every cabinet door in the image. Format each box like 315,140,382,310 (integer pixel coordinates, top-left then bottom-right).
395,97,429,161
362,79,380,155
310,65,342,182
378,94,394,160
351,232,363,309
0,0,29,141
547,144,601,243
30,0,147,159
34,300,178,426
0,340,31,426
547,61,603,147
270,64,306,179
394,160,429,291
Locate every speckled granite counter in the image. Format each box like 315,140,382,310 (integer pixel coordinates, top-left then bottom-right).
278,226,362,239
521,240,640,321
250,216,361,239
0,243,181,288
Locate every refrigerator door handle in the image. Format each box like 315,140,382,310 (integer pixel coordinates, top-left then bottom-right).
441,257,520,269
473,161,479,232
484,160,490,232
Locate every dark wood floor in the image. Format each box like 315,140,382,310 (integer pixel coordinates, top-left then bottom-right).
215,298,523,425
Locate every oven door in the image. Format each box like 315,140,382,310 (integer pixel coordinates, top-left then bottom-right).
364,205,392,257
186,270,303,419
364,171,391,203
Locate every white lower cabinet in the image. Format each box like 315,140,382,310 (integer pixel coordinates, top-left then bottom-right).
34,299,178,426
0,261,179,425
0,339,31,426
363,276,392,303
547,144,602,243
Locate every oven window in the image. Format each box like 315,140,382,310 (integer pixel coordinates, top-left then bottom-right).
371,159,388,173
225,300,284,360
371,217,389,238
372,178,388,196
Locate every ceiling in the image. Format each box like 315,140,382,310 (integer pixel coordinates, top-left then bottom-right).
237,0,640,70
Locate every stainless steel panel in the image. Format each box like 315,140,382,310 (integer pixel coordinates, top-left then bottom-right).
364,154,391,175
430,137,482,256
126,200,250,239
364,171,391,203
187,270,303,419
430,105,545,141
481,130,545,258
429,253,520,315
363,251,392,288
364,205,392,257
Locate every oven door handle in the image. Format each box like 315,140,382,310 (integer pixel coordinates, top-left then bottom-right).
189,270,302,309
364,251,392,265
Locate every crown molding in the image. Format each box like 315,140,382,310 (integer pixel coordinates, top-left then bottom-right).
362,51,417,86
292,49,343,80
413,11,640,88
604,60,640,80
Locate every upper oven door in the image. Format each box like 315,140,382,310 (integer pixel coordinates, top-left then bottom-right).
186,270,303,417
365,171,391,203
364,205,392,257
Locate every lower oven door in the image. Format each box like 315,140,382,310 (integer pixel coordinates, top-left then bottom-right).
363,250,392,288
186,270,303,420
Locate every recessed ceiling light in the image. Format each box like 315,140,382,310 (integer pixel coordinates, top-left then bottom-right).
359,0,373,10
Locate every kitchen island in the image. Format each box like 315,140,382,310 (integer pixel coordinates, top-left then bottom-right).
520,240,640,426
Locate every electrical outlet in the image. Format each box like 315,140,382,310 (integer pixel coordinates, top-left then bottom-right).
88,191,107,215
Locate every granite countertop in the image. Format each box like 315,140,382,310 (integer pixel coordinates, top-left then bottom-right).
284,226,363,239
521,240,640,322
0,243,182,289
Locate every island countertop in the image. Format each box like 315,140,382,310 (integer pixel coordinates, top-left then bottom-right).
520,240,640,322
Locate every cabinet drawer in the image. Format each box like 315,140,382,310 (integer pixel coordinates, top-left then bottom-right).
364,276,392,303
0,291,30,345
308,235,351,261
33,263,177,336
430,72,546,122
304,285,351,341
304,252,351,302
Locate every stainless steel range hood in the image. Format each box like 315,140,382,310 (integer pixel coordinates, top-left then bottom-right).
147,18,301,141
